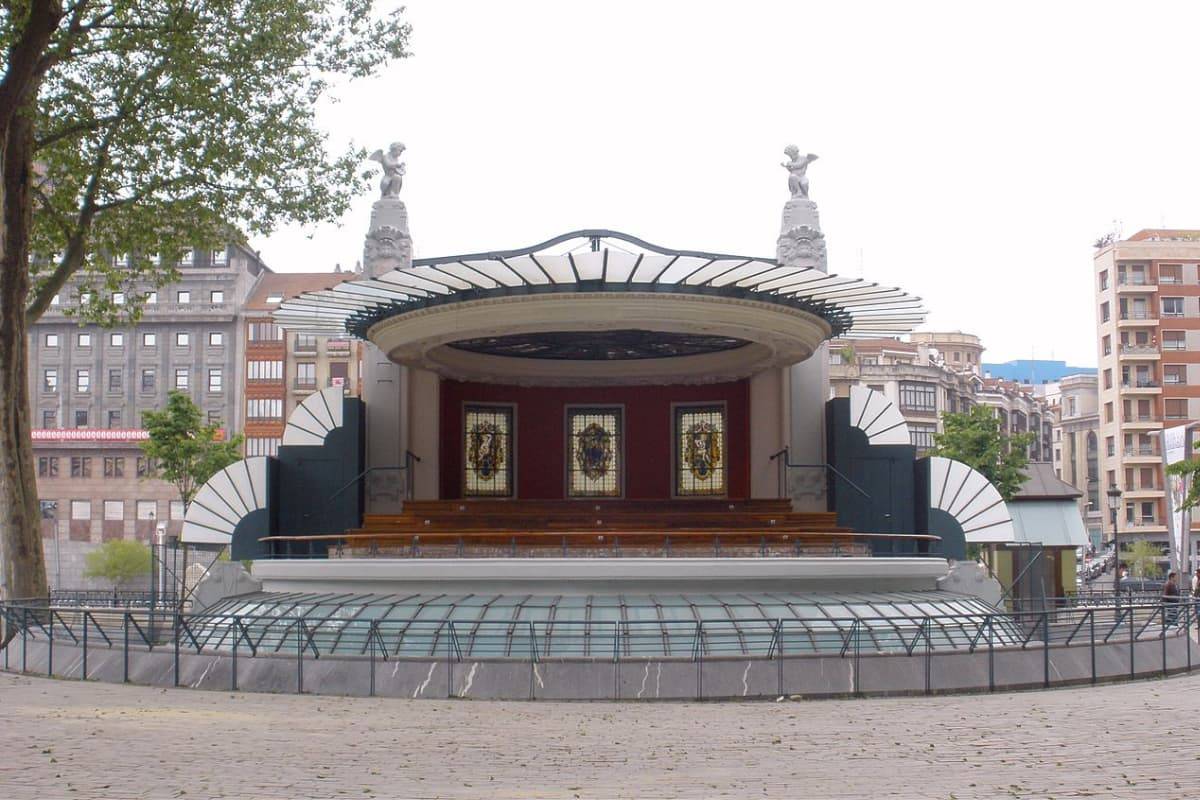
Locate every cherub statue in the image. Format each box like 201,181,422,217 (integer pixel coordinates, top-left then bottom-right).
369,142,406,199
781,145,818,199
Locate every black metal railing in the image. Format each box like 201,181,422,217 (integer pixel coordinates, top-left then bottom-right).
769,447,871,502
2,597,1196,698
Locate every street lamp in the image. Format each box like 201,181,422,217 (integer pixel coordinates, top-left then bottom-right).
1108,485,1123,592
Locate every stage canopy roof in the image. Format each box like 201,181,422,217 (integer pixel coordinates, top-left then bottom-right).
274,230,927,384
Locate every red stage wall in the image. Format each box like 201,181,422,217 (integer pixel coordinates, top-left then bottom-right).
439,379,750,500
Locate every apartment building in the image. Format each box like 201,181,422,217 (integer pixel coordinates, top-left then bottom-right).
976,378,1053,463
1046,374,1102,547
828,336,979,454
27,245,269,586
241,271,363,458
1094,229,1200,563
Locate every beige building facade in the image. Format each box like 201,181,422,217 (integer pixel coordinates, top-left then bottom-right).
1093,229,1200,563
1047,374,1102,548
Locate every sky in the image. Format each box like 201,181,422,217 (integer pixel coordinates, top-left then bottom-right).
252,0,1200,368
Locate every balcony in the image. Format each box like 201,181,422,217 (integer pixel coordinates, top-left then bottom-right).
292,377,318,393
1118,274,1151,286
1118,310,1158,327
1120,379,1161,394
326,339,351,354
1124,445,1161,462
1117,276,1157,293
1160,275,1184,285
1124,485,1165,499
293,337,318,354
1118,343,1160,360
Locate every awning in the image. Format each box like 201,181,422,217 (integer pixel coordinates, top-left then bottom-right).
1008,500,1090,548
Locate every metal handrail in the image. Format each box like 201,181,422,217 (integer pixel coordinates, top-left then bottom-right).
769,447,871,500
328,450,422,503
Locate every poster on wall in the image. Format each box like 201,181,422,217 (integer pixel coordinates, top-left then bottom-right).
1162,423,1192,572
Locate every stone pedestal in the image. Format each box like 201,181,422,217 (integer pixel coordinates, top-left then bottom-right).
777,198,829,510
362,198,413,509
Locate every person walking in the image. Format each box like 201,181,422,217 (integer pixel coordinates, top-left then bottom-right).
1163,571,1181,626
1191,567,1200,597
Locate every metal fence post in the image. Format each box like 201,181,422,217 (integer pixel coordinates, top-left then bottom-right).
528,621,536,701
775,619,784,698
696,622,704,701
1129,602,1135,680
123,613,130,683
987,616,994,692
82,611,89,680
173,612,181,687
48,609,54,677
1089,609,1096,685
1041,611,1049,689
2,607,8,671
1161,604,1168,678
296,620,304,695
369,620,377,698
853,619,862,697
21,607,27,674
231,616,239,692
924,617,932,696
1188,601,1194,673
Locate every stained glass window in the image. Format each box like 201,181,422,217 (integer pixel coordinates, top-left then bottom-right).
567,407,622,497
674,405,726,497
464,405,514,497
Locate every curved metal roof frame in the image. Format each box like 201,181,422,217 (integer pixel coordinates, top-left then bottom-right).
274,229,927,340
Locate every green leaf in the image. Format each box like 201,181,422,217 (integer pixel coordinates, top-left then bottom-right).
928,406,1035,502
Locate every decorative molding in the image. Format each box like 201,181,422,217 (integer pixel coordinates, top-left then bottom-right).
927,456,1016,543
181,457,270,545
282,386,345,446
848,386,911,446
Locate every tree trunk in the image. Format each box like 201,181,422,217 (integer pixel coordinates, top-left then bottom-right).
0,112,49,606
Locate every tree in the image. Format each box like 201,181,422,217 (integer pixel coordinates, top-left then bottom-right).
0,1,409,602
1166,440,1200,512
84,538,152,588
141,391,243,507
929,406,1036,502
1125,540,1163,580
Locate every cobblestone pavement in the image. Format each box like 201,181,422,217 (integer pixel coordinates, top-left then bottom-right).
1,671,1197,799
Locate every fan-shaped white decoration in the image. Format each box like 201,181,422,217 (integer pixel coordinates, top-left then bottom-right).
181,456,270,544
927,456,1016,543
849,386,910,445
282,386,345,446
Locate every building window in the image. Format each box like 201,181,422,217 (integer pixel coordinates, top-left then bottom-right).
112,292,125,306
142,332,157,347
42,409,56,428
74,409,88,428
50,294,60,306
1164,331,1186,351
207,410,222,426
248,360,283,381
246,398,283,420
463,404,514,497
108,368,122,392
1102,335,1111,356
566,407,623,498
108,410,121,429
898,382,937,413
909,423,937,453
828,351,844,366
1103,369,1112,390
136,457,156,478
1163,297,1185,317
210,290,224,303
266,294,283,304
70,500,91,521
43,369,57,393
208,368,222,393
174,368,189,390
212,249,228,266
79,292,92,305
38,457,58,478
177,290,190,304
77,332,91,347
1166,399,1188,420
175,331,190,347
1106,436,1115,457
1099,270,1108,290
860,356,878,366
45,333,58,347
145,291,157,305
674,404,726,497
248,322,282,341
208,331,223,347
245,437,281,457
169,500,185,520
1100,302,1110,322
1104,402,1113,423
296,362,317,388
1165,365,1187,385
70,456,92,478
136,500,157,521
295,334,318,352
141,369,156,391
103,457,125,478
75,368,89,393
